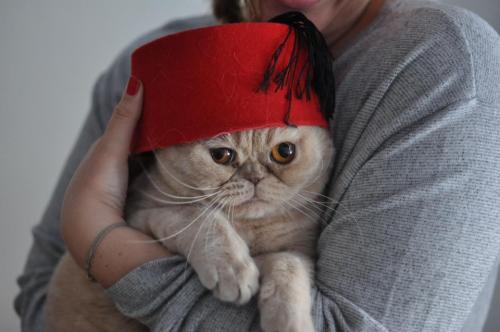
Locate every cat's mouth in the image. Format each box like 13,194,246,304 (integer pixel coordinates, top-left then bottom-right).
232,194,269,211
221,180,274,215
247,196,266,203
230,194,279,219
237,195,266,206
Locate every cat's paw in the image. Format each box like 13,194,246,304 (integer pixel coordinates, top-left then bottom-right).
192,244,259,305
259,279,314,332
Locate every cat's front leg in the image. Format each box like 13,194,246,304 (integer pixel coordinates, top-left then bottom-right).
256,252,315,332
131,206,259,305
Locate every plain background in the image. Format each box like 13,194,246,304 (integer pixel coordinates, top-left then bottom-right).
0,1,498,331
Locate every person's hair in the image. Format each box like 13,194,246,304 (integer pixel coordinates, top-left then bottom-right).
213,0,243,22
212,0,260,23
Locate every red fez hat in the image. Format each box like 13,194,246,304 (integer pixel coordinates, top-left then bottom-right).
130,12,335,154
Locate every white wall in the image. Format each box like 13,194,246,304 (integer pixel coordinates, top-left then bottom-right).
0,1,210,331
0,1,498,331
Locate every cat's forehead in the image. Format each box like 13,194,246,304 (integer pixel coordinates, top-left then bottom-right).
203,127,302,148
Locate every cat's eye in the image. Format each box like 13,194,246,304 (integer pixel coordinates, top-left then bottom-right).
210,148,236,165
271,142,296,164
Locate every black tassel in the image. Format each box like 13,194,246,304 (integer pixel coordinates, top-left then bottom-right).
258,11,335,126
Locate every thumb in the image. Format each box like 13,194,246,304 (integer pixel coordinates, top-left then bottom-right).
101,76,143,157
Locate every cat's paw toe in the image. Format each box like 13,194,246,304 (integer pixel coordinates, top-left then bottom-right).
196,253,259,305
212,254,259,304
259,281,314,332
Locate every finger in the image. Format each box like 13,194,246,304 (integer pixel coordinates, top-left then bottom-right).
101,76,143,157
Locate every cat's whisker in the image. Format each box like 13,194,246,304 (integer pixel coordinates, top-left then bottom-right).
205,197,232,252
298,192,365,243
302,152,325,189
141,167,220,200
280,199,323,226
128,194,225,244
137,188,221,205
276,198,299,222
205,201,221,254
205,197,229,254
158,195,226,242
186,196,227,264
299,190,360,217
183,200,223,283
231,200,236,227
282,203,294,220
288,198,330,226
227,198,236,228
293,194,337,219
181,195,228,282
298,191,355,217
301,190,346,205
275,198,295,221
152,149,222,192
288,197,329,226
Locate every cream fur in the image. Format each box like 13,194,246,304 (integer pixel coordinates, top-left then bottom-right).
46,126,335,332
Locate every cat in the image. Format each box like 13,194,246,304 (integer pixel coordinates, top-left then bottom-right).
46,125,335,332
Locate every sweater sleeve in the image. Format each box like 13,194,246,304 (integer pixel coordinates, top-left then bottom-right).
105,98,500,332
312,98,500,331
105,6,500,332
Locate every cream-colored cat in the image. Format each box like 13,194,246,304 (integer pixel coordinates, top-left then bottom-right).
46,125,334,332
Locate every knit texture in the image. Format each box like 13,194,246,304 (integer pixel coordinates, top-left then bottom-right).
14,1,500,331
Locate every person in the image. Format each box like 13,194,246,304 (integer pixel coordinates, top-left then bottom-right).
14,0,500,331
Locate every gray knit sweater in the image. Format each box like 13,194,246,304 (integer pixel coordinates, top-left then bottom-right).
14,0,500,331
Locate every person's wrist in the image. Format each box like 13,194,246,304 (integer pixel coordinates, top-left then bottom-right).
85,221,128,282
60,198,124,268
84,224,170,288
61,211,170,288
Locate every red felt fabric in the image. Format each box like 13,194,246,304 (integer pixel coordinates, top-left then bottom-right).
130,22,328,154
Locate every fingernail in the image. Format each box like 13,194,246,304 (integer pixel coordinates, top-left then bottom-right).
126,76,140,96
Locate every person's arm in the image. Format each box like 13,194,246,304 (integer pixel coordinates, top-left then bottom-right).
313,98,500,331
102,9,500,332
100,97,500,332
18,10,500,332
60,76,172,287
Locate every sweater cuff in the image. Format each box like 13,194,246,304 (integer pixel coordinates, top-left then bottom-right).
105,255,208,330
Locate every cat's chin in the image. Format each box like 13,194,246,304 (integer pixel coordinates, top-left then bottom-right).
233,198,277,219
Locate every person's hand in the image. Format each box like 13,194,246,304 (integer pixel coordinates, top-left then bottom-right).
61,77,169,288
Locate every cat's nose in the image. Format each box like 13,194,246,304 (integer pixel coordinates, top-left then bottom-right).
247,174,264,184
240,160,266,184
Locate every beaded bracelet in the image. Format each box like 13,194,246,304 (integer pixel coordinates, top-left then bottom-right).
85,221,128,282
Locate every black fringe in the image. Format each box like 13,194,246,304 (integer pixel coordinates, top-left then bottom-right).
258,11,335,126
